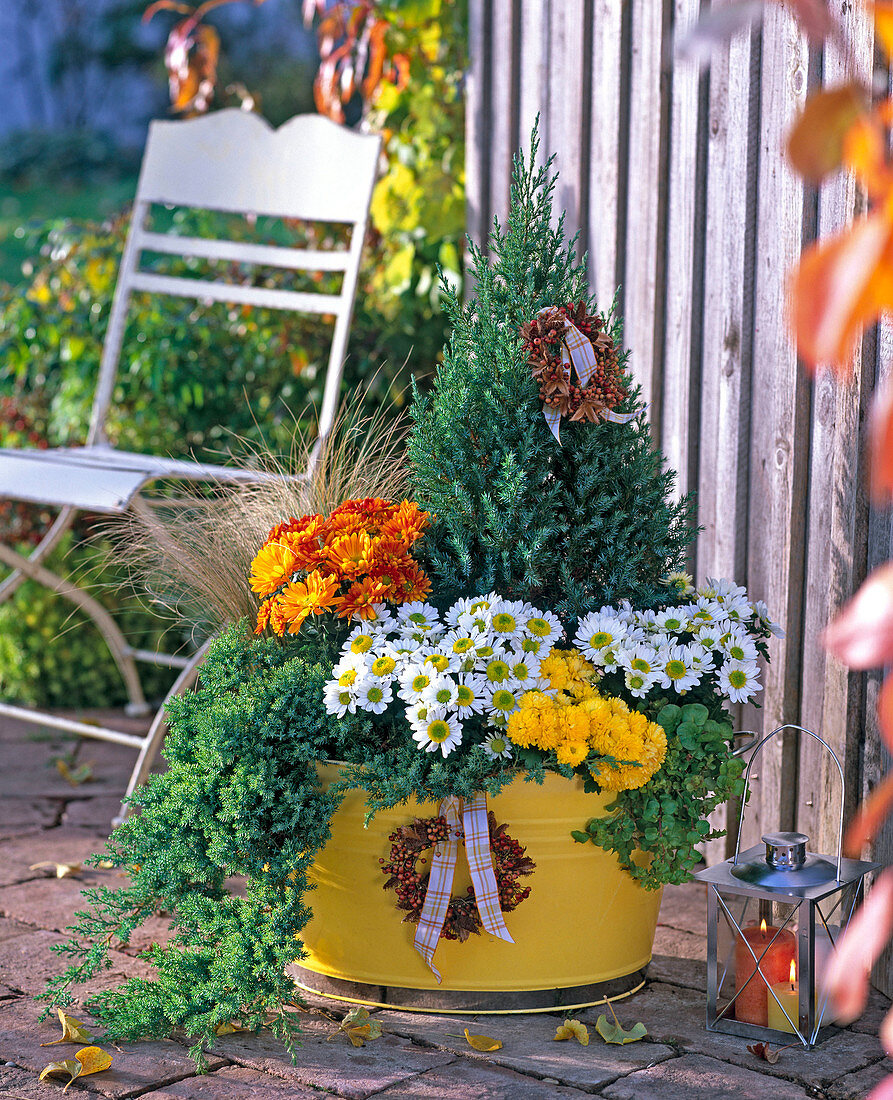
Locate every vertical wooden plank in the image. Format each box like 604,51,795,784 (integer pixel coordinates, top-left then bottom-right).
696,26,759,864
589,0,624,313
489,0,518,226
661,0,703,503
742,2,811,849
466,0,491,255
796,2,873,858
518,0,549,170
623,0,669,438
547,0,588,240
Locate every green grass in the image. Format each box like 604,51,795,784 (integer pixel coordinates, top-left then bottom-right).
0,177,137,285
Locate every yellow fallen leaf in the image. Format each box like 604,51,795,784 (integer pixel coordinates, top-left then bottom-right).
30,862,82,880
38,1046,112,1092
55,759,94,787
328,1006,383,1047
554,1019,589,1046
464,1028,503,1051
39,1058,83,1089
214,1021,250,1036
595,1013,647,1044
40,1008,93,1045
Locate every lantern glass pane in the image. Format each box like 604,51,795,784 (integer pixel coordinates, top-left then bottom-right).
714,887,800,1029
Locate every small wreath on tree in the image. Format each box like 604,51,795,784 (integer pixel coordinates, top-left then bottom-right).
380,812,536,942
519,301,628,428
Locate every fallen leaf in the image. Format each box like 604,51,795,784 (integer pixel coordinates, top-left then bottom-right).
30,862,82,880
747,1041,781,1063
40,1008,93,1046
38,1046,111,1092
329,1006,383,1047
553,1018,589,1045
464,1028,503,1051
595,1014,648,1044
56,759,94,787
214,1021,250,1036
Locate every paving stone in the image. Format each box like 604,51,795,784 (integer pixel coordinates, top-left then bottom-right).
373,1057,596,1098
0,997,224,1098
826,1058,893,1099
113,915,174,958
138,1065,323,1099
588,980,883,1088
0,930,151,999
650,924,707,961
0,1063,61,1099
850,986,893,1039
210,1013,456,1100
600,1052,812,1099
61,798,126,833
656,881,707,936
0,832,109,889
647,953,707,993
0,918,36,944
376,1009,675,1091
0,801,59,839
0,874,115,936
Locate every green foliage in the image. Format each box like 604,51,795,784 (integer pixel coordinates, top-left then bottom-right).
577,701,745,889
41,626,353,1064
408,130,695,627
0,533,175,709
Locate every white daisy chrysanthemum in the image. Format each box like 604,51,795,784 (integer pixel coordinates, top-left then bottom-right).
703,577,748,603
487,685,520,719
368,652,399,680
505,647,542,689
718,659,763,703
398,664,436,701
692,623,728,652
616,643,660,679
573,611,629,664
655,644,702,692
632,609,660,633
323,681,360,718
750,600,786,638
346,626,379,656
685,642,712,673
519,635,548,656
522,609,563,645
366,606,396,631
653,607,689,634
389,635,424,662
482,655,513,685
489,599,529,640
396,601,441,631
721,631,759,665
457,608,494,638
482,732,513,760
686,596,725,626
623,669,658,699
444,596,477,627
440,628,481,659
405,700,435,728
424,650,460,675
412,713,463,756
358,680,392,714
614,599,637,625
331,651,371,684
454,675,486,716
422,675,459,709
662,571,696,597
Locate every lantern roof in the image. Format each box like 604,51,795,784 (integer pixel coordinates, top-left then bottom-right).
694,843,878,902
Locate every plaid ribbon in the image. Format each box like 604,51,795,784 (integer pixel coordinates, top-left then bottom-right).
537,306,639,442
413,792,514,982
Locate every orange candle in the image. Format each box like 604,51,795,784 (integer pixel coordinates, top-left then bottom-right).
734,920,797,1026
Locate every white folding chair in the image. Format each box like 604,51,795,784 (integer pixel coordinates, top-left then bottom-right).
0,110,381,809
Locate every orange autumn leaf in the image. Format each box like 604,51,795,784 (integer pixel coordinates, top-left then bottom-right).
786,83,867,184
791,209,893,370
464,1028,503,1051
873,1,893,59
843,114,893,199
823,561,893,668
845,769,893,855
824,867,893,1020
880,673,893,753
554,1019,590,1045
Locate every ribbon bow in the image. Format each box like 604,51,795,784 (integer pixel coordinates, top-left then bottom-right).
536,306,639,442
413,792,513,982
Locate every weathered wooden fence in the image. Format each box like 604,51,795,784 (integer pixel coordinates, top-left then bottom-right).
467,0,893,985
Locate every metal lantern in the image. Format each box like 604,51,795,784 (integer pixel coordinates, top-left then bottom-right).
693,725,878,1047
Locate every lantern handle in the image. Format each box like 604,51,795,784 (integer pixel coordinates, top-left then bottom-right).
732,724,844,882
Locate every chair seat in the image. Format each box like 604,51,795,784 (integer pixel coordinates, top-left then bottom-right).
0,445,281,513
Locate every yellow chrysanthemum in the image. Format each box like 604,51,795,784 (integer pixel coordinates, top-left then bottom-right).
249,540,298,597
556,740,589,767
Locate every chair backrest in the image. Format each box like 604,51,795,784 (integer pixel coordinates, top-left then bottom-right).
87,110,381,449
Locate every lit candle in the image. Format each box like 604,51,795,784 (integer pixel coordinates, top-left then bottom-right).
734,919,796,1026
767,958,800,1034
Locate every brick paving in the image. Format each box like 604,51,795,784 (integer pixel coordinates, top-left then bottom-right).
0,709,890,1099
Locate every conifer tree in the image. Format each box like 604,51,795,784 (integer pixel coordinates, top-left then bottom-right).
409,129,695,624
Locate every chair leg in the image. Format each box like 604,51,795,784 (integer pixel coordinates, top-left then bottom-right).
0,540,150,716
0,506,77,604
112,638,214,827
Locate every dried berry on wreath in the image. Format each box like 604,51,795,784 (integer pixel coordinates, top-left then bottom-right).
380,812,536,942
520,302,628,428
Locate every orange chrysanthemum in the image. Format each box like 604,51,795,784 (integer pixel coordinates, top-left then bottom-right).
276,573,339,634
333,576,389,620
249,540,299,597
325,511,367,538
281,515,326,569
380,500,430,546
255,598,274,635
326,530,375,579
400,561,432,602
